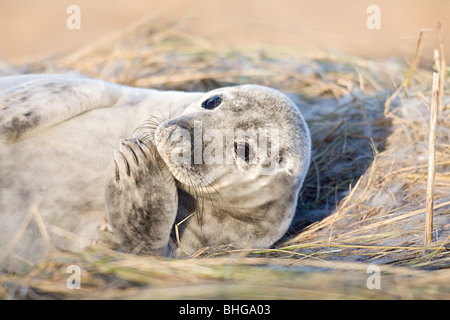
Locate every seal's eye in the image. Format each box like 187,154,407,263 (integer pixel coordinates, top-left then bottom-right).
202,95,222,110
235,142,252,162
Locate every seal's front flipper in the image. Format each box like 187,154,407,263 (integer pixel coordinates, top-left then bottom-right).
0,75,122,142
105,135,178,256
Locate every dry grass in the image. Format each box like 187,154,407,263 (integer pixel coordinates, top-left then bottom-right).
2,249,449,299
1,17,449,299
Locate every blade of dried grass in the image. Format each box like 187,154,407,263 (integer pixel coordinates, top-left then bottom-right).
0,201,38,265
32,205,53,254
279,242,444,253
425,72,439,245
436,21,446,114
402,30,424,98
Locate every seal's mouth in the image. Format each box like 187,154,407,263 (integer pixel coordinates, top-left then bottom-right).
154,124,210,186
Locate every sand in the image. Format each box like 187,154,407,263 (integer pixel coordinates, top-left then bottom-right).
0,0,449,66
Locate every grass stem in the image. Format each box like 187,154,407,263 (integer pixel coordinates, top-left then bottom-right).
425,72,439,245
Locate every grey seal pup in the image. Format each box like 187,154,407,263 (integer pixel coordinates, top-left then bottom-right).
0,74,310,262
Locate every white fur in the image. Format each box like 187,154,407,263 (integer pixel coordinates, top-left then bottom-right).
0,75,311,266
0,74,202,267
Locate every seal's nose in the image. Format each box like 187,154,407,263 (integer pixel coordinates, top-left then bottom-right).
155,124,178,147
155,122,193,166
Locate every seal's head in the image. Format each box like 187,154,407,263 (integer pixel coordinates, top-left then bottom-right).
154,85,311,219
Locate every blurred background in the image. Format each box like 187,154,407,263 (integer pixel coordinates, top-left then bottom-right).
0,0,449,67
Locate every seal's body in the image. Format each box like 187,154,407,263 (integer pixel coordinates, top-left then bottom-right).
0,74,310,262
